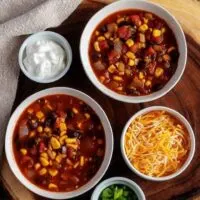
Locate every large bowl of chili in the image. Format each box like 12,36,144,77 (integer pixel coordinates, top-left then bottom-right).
80,0,187,103
5,87,113,199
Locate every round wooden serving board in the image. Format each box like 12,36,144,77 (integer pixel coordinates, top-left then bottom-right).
1,0,200,199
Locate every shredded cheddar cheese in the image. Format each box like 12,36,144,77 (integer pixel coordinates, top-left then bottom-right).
125,111,190,177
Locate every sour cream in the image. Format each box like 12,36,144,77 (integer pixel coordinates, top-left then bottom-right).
23,40,66,80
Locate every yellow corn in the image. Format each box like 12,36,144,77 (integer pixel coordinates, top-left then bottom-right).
48,183,58,190
143,18,148,24
139,72,144,79
100,76,105,83
44,127,52,133
60,130,67,136
117,62,125,72
74,162,79,169
128,59,135,66
117,87,123,91
108,64,116,73
34,163,41,171
36,111,44,119
29,130,36,138
47,150,56,160
145,80,152,87
50,137,61,149
66,138,77,144
20,148,27,155
55,154,63,163
126,51,135,59
60,122,67,132
94,41,100,52
60,135,68,145
126,39,134,47
80,156,84,167
27,108,34,114
97,36,105,41
40,157,49,167
37,126,43,133
49,160,53,166
139,43,146,49
40,152,48,159
67,143,78,150
139,24,148,32
117,17,124,24
95,31,100,36
161,27,166,33
39,168,47,176
84,113,90,119
113,75,123,82
153,29,161,37
48,169,58,177
72,108,79,114
155,67,164,77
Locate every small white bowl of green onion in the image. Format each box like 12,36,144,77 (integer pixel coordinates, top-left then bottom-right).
91,177,145,200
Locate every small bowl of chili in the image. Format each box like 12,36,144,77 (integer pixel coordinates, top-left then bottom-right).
80,0,187,103
91,177,146,200
5,87,113,199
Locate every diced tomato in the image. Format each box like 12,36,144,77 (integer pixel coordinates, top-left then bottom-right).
108,50,120,64
99,40,109,50
147,62,156,75
151,35,163,44
146,46,156,56
30,146,37,156
39,141,46,153
21,156,34,168
130,15,141,26
122,44,128,54
117,26,132,40
130,43,139,53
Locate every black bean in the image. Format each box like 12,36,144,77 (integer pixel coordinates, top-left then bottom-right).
28,119,38,129
90,114,100,124
66,108,74,120
152,83,163,92
169,50,179,62
118,20,131,27
91,52,101,62
68,129,82,139
100,25,107,33
80,104,92,113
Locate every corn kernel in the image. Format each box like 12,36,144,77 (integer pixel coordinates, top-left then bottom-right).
37,126,43,133
67,143,78,150
149,28,153,32
50,137,61,149
118,72,124,76
117,87,123,91
72,108,78,114
59,135,68,145
48,183,58,190
29,131,36,138
39,168,47,175
97,36,105,41
104,32,111,39
80,156,84,167
117,62,125,72
67,159,73,166
44,127,51,133
155,67,164,77
47,150,56,160
139,43,146,49
126,39,134,47
145,80,152,87
74,162,79,169
20,148,27,155
40,152,48,159
161,27,166,33
95,31,100,36
49,160,53,166
27,108,34,114
117,17,124,24
60,122,67,131
94,41,100,52
128,59,135,66
77,122,82,129
34,163,41,170
113,75,123,82
36,111,44,119
40,157,49,167
60,131,67,136
153,29,161,37
66,138,77,144
48,169,58,177
139,24,148,32
100,76,105,83
55,154,63,163
108,64,116,73
139,72,144,79
84,113,90,119
126,51,135,59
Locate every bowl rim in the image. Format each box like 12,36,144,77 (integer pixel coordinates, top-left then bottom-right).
5,87,113,199
120,106,195,181
18,31,72,83
80,0,187,103
91,177,146,200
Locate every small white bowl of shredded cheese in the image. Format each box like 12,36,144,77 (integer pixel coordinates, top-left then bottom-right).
19,31,72,83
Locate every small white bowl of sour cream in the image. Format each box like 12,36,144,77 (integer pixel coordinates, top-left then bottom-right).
19,31,72,83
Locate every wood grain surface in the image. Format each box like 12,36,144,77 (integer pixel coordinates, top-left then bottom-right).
1,0,200,199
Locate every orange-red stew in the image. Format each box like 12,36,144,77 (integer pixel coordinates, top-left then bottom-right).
13,95,105,192
89,10,179,96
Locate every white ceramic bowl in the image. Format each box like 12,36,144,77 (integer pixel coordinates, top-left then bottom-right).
121,106,195,181
5,87,113,199
91,177,146,200
19,31,72,83
80,0,187,103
